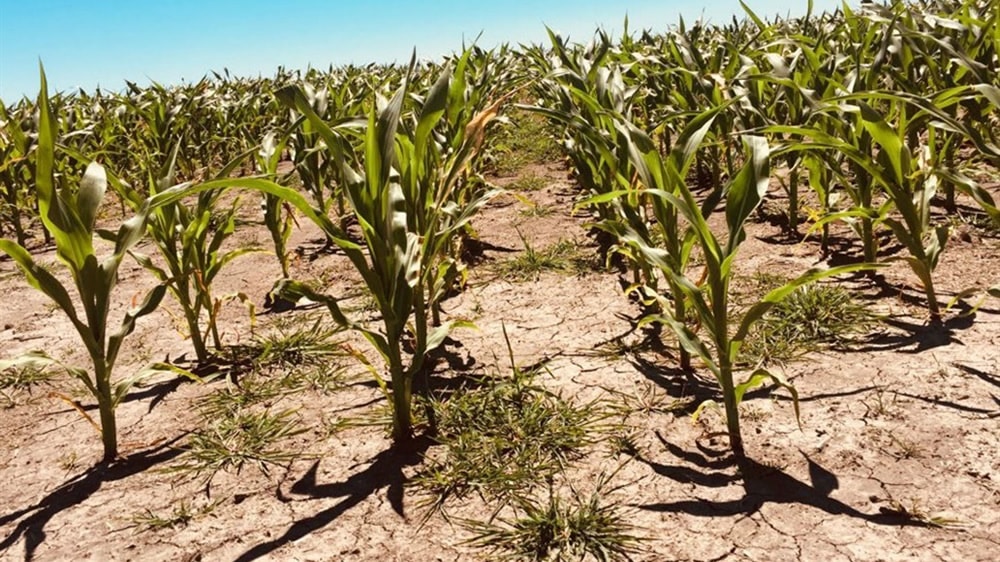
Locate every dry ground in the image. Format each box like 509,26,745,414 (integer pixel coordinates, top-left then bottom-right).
1,159,999,561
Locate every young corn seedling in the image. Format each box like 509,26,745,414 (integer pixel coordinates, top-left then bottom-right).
0,68,173,462
115,143,261,365
607,110,874,459
268,51,503,445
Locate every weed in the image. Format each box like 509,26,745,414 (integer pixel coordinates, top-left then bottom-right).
508,174,548,192
131,499,221,531
518,200,556,218
0,363,57,408
741,403,769,423
863,385,900,419
58,451,80,473
462,473,641,561
950,210,1000,239
497,234,581,281
607,430,642,459
590,337,650,362
603,380,680,418
196,376,286,419
250,313,347,370
484,110,562,176
218,313,350,396
283,365,350,396
742,282,877,366
870,494,967,528
886,432,923,460
414,365,606,514
170,408,306,485
321,406,394,439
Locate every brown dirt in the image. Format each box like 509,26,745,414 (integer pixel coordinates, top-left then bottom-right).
1,161,999,561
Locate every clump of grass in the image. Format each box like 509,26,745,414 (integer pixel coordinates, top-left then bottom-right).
462,474,641,561
170,407,306,486
517,197,556,218
220,313,350,395
871,494,967,528
741,282,877,366
226,313,346,371
414,363,606,514
130,499,222,531
950,208,1000,239
497,233,581,281
508,174,549,192
0,363,58,408
863,385,900,419
196,375,287,419
484,110,562,176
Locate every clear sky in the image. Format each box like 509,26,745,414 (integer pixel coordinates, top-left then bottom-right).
0,0,844,101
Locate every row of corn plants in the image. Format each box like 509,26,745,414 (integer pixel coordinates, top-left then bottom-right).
2,1,999,465
527,0,1000,457
0,46,514,459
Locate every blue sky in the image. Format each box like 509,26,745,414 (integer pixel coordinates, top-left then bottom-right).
0,0,843,100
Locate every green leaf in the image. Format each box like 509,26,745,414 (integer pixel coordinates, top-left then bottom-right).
425,320,475,355
107,284,167,368
641,313,719,376
0,239,96,355
691,399,719,423
739,0,767,30
857,101,906,185
77,162,107,232
735,368,801,427
724,136,770,255
112,361,203,408
416,67,451,152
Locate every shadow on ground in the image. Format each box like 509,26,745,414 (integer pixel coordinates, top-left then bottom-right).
235,438,432,562
0,438,185,561
636,432,934,527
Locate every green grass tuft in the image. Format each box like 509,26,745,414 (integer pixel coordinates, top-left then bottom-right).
484,109,562,176
130,499,222,531
496,234,583,281
414,364,607,515
741,281,877,366
0,363,58,408
169,406,306,485
462,473,641,561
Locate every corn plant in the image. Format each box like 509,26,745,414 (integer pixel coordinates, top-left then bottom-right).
268,53,503,444
256,132,295,278
0,69,172,462
285,82,337,224
0,69,302,461
527,28,641,228
772,87,999,322
602,111,873,459
0,101,36,245
118,144,260,365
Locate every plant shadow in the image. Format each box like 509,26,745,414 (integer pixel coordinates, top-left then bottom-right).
232,341,483,561
852,314,973,353
636,433,936,527
587,316,720,415
234,437,432,562
0,438,185,561
954,362,1000,391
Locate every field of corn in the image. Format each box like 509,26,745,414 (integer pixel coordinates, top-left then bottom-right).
2,0,999,560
